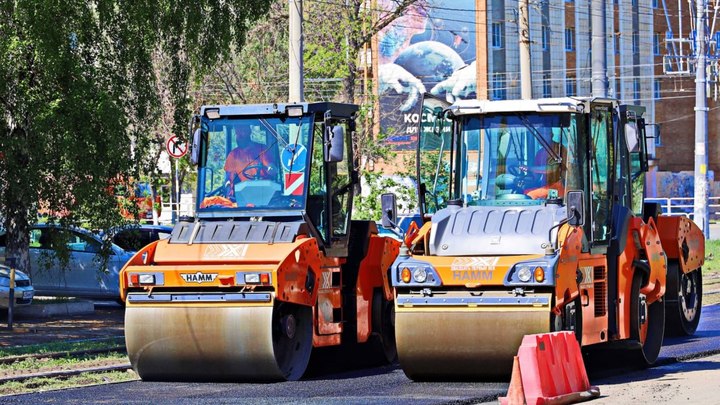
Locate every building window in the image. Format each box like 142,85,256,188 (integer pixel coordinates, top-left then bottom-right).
652,0,658,7
492,23,504,49
565,28,575,51
654,79,661,99
543,74,552,98
654,126,662,146
653,32,661,55
632,33,639,53
566,78,576,96
615,33,620,54
633,78,641,101
492,73,506,100
542,26,549,50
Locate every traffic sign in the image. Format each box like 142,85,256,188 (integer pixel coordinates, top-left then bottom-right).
281,144,307,172
166,136,188,159
284,173,304,196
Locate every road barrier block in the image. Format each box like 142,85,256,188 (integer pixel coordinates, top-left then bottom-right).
499,331,600,405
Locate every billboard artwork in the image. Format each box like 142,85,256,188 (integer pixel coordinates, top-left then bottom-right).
378,0,477,150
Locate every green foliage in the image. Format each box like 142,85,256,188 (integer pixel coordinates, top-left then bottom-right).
0,1,273,272
353,124,417,220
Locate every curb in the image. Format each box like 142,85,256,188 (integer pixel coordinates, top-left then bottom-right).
15,301,95,318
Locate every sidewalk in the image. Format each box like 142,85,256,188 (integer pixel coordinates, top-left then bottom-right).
592,352,720,404
0,306,124,347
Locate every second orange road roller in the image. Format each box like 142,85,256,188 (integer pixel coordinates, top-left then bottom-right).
119,102,399,381
382,96,704,380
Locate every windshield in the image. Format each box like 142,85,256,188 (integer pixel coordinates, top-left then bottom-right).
197,115,312,212
419,111,580,211
460,113,579,205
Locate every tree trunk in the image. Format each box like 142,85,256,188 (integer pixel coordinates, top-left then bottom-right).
3,192,31,275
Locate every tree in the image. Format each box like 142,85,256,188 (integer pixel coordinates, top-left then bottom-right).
0,1,272,274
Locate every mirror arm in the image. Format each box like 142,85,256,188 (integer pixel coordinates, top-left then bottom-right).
547,217,570,254
384,214,404,238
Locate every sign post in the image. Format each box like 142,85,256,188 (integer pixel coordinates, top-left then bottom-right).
166,136,187,223
5,257,16,329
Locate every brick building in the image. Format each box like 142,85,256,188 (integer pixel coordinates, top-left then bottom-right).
373,0,719,198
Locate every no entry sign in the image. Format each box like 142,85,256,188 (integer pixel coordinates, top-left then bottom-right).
166,136,188,158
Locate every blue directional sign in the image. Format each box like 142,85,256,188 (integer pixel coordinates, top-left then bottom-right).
281,144,307,172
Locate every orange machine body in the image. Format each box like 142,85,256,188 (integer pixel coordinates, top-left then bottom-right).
121,230,399,349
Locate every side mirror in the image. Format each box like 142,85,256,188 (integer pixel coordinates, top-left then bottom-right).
566,190,585,226
624,122,640,153
190,128,201,166
324,124,345,162
380,193,398,229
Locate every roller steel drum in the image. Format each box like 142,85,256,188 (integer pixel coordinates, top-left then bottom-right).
395,292,551,380
125,303,313,381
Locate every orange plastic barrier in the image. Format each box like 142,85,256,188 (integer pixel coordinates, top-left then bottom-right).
499,331,600,405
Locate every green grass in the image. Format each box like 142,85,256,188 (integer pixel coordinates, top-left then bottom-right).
0,337,125,358
0,370,138,396
704,240,720,273
0,352,128,374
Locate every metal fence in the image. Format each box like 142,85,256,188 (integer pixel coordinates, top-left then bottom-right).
644,197,720,220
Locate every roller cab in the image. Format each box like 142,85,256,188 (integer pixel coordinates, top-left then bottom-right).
121,103,400,381
385,96,704,380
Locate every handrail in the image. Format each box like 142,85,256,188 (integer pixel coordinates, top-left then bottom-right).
644,196,720,220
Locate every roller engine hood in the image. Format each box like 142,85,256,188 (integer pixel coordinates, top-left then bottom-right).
428,203,567,256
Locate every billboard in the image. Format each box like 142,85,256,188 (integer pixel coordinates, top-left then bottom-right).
377,0,477,150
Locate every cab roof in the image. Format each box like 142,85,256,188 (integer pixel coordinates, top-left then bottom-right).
199,102,358,119
448,97,619,116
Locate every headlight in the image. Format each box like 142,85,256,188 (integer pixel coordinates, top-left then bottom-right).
517,265,532,282
412,267,428,283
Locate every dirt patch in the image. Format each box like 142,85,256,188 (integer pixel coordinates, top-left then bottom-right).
704,270,720,306
0,307,124,347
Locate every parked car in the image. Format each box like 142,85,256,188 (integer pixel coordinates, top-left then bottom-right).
0,264,34,308
0,224,134,299
105,224,172,252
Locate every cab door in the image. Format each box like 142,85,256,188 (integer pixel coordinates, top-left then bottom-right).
417,94,452,218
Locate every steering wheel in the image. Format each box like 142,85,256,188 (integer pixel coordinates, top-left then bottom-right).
508,165,540,191
242,164,266,180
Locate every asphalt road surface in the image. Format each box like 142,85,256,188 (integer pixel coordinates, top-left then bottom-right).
3,305,719,405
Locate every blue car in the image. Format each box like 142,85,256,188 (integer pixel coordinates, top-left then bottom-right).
105,224,173,252
0,224,134,299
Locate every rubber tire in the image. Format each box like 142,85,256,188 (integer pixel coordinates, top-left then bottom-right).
369,289,397,364
665,263,703,336
630,271,665,366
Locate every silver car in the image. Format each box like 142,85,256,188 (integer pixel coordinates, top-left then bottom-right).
0,225,134,299
0,264,34,308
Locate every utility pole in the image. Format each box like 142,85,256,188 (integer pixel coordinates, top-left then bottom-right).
289,0,304,102
519,0,531,99
591,0,608,97
694,0,710,237
662,0,713,238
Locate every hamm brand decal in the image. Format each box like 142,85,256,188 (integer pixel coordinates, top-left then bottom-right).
181,272,219,283
451,257,499,281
